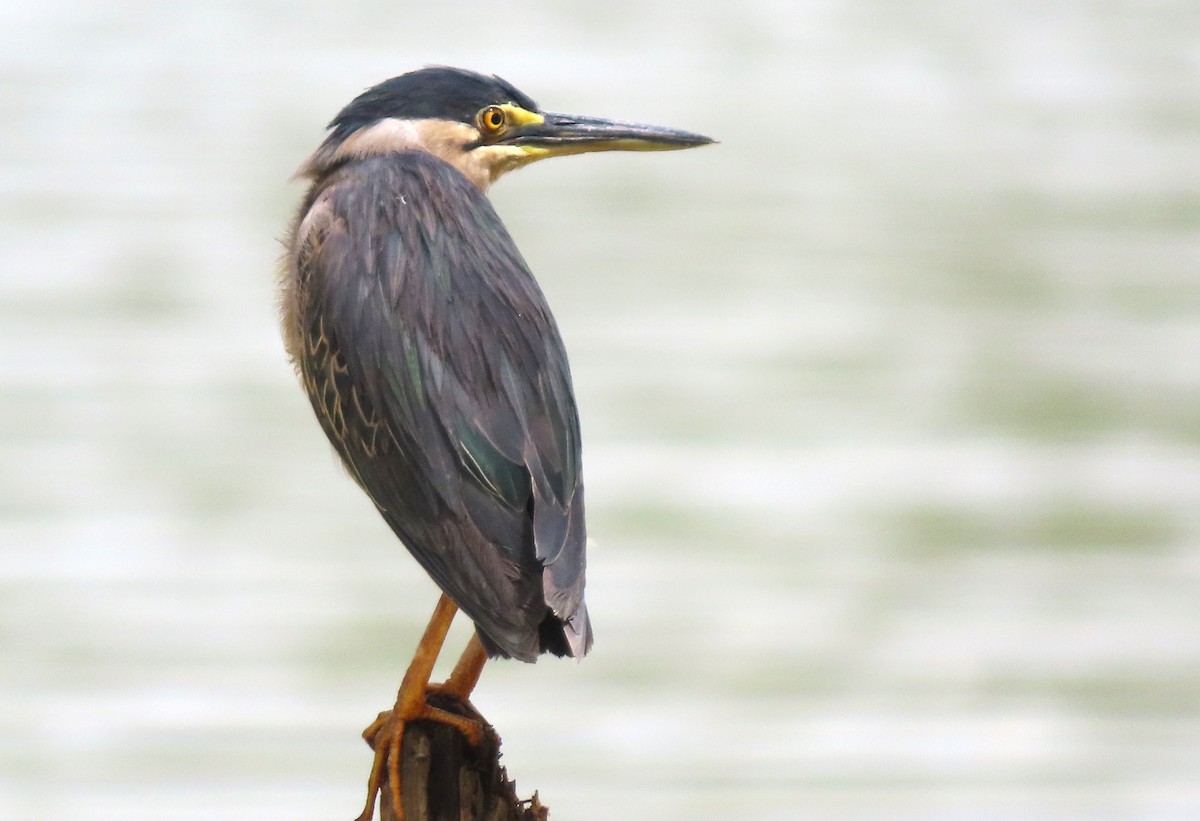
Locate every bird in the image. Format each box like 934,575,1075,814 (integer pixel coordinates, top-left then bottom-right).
279,66,712,820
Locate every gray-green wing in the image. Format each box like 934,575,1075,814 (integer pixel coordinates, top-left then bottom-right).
290,151,590,659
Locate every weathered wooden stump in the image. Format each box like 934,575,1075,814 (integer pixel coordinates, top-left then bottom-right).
376,692,550,821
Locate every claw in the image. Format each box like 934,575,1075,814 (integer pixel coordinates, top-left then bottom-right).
351,596,491,820
356,700,485,820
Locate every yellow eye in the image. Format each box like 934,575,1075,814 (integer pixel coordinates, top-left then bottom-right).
479,105,506,135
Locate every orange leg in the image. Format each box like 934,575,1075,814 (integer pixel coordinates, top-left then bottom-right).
354,594,483,821
430,633,489,699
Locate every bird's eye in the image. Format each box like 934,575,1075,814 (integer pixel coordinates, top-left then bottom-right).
479,106,506,135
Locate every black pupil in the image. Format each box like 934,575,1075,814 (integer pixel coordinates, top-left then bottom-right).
488,109,502,127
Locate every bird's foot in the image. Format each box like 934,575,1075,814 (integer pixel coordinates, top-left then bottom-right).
354,690,484,821
425,678,476,702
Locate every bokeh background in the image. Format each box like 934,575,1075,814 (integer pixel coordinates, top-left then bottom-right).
2,2,1198,819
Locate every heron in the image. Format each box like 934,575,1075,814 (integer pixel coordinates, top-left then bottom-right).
279,66,712,819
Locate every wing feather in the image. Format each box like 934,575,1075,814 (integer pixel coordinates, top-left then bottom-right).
286,150,591,659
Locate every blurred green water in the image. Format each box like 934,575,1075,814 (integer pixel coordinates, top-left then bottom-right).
1,2,1198,819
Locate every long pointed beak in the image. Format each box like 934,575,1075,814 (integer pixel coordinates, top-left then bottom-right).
504,112,715,157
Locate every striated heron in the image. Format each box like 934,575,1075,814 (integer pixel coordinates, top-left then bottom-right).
279,66,712,819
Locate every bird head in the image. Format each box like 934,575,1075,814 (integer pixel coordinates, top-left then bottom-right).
297,66,713,189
